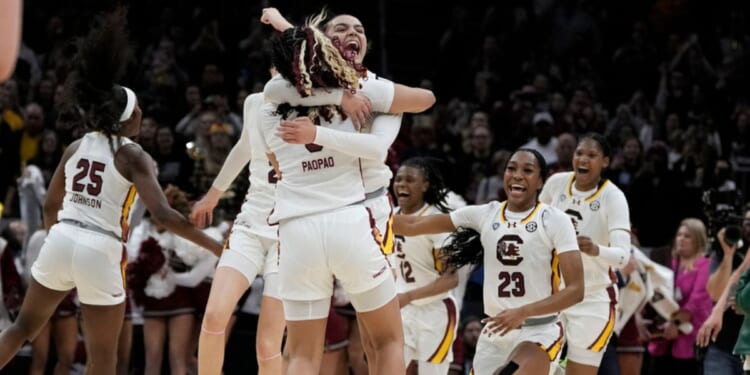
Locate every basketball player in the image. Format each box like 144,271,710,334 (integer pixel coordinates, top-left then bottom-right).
392,158,458,374
539,133,631,375
190,63,375,374
0,9,222,373
393,149,585,375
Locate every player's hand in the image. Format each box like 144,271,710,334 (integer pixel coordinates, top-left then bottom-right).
261,8,293,32
621,252,639,275
341,91,371,129
266,152,282,181
482,307,529,337
696,311,723,347
260,8,281,25
277,118,317,144
190,188,222,228
577,236,600,256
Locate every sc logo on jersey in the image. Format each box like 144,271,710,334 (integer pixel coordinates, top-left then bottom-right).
525,221,537,232
496,234,524,266
589,200,601,211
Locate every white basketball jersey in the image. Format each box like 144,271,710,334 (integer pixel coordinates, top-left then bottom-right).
235,93,276,239
540,172,631,294
360,71,398,193
58,132,138,241
394,204,450,306
450,201,579,317
261,75,394,223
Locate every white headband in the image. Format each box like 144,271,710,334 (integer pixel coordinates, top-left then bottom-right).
119,86,136,122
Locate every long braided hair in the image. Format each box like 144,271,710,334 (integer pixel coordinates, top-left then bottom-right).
400,157,451,213
57,7,134,153
270,10,364,124
442,148,549,269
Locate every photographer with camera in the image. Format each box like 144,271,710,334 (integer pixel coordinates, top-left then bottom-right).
697,208,750,374
702,208,749,374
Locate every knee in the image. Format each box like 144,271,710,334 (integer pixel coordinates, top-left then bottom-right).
201,306,232,331
256,336,281,360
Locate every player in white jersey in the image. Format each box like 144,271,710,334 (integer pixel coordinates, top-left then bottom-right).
393,149,585,375
0,9,222,373
391,158,458,374
539,133,631,374
190,65,375,374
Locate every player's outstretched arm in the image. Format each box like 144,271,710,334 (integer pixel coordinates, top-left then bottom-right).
117,144,222,256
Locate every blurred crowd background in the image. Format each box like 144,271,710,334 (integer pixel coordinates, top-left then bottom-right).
1,0,750,374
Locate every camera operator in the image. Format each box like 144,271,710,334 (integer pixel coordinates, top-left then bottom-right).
697,208,750,374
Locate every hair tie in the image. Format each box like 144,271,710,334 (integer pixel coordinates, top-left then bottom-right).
119,86,136,122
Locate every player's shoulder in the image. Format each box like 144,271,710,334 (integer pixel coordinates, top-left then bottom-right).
545,171,573,190
602,178,626,197
243,92,263,111
538,202,570,224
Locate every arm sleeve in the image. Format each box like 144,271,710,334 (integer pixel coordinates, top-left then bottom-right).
211,95,259,191
595,188,632,267
546,209,579,254
173,254,218,288
598,229,631,268
449,204,491,232
263,75,343,106
313,114,402,161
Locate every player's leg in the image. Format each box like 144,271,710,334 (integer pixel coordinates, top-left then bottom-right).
350,317,372,375
257,242,286,375
79,302,126,374
198,266,251,374
414,298,459,375
497,341,552,375
351,287,404,374
283,300,329,375
28,321,51,375
52,314,78,375
256,293,286,374
117,317,133,375
564,292,616,375
199,228,264,375
0,226,75,366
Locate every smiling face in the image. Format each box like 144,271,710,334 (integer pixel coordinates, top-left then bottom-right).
325,15,367,64
393,165,428,213
503,151,543,211
573,138,609,189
